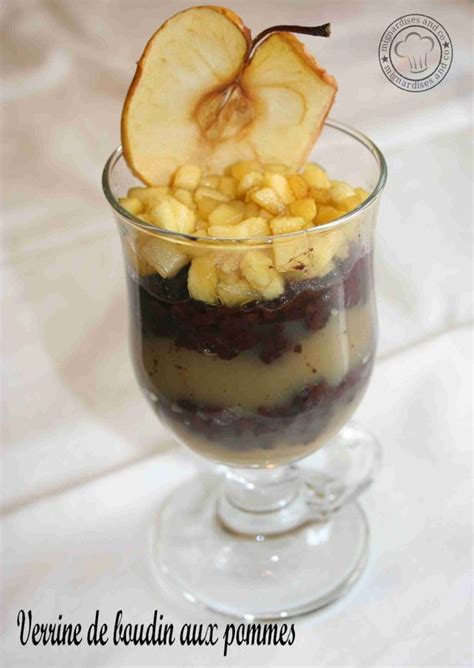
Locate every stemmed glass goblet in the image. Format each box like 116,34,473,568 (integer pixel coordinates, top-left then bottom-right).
102,119,387,619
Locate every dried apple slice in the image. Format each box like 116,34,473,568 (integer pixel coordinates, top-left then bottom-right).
122,7,250,185
122,6,337,185
209,32,336,175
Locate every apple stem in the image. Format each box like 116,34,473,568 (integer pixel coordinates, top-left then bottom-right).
250,23,331,56
215,22,332,125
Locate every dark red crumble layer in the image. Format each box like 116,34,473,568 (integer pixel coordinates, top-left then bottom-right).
155,356,373,453
127,250,373,364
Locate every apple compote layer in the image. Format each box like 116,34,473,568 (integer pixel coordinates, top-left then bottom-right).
127,248,376,466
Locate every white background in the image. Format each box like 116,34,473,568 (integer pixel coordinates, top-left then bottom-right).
1,1,472,666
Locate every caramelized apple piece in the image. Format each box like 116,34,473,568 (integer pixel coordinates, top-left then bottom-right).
140,237,189,278
188,255,218,303
149,195,196,234
241,250,284,299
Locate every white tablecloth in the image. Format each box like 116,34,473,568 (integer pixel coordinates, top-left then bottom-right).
1,1,472,666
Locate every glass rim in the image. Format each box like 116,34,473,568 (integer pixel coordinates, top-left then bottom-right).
102,118,387,246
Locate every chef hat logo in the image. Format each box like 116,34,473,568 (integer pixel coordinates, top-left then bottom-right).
394,31,435,73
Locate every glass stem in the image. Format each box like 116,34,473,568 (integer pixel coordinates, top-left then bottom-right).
218,465,307,535
224,466,301,512
217,424,381,536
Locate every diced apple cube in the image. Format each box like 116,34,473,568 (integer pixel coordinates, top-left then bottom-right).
119,197,143,215
249,187,286,215
208,217,270,239
149,195,196,234
173,164,202,191
245,201,260,218
287,174,308,199
128,186,170,207
217,279,259,307
140,237,189,278
315,205,341,226
237,171,264,197
197,196,220,220
288,199,317,223
258,208,273,220
310,187,331,205
208,201,246,226
245,218,271,237
284,230,344,280
188,255,218,304
241,250,284,300
244,186,258,203
230,160,262,180
272,239,310,272
194,186,230,203
263,275,286,299
337,195,360,213
208,224,238,238
302,164,331,189
217,253,241,275
329,180,356,204
172,188,196,209
199,175,220,188
218,176,237,198
270,216,306,235
127,186,148,202
310,230,348,274
240,248,275,284
270,218,309,272
218,267,240,285
263,173,294,204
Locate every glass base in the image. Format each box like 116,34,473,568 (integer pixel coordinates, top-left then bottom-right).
152,473,369,620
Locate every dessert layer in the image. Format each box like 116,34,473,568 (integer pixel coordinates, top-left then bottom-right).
131,251,372,363
127,246,375,466
155,355,373,466
119,156,371,306
136,302,374,410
